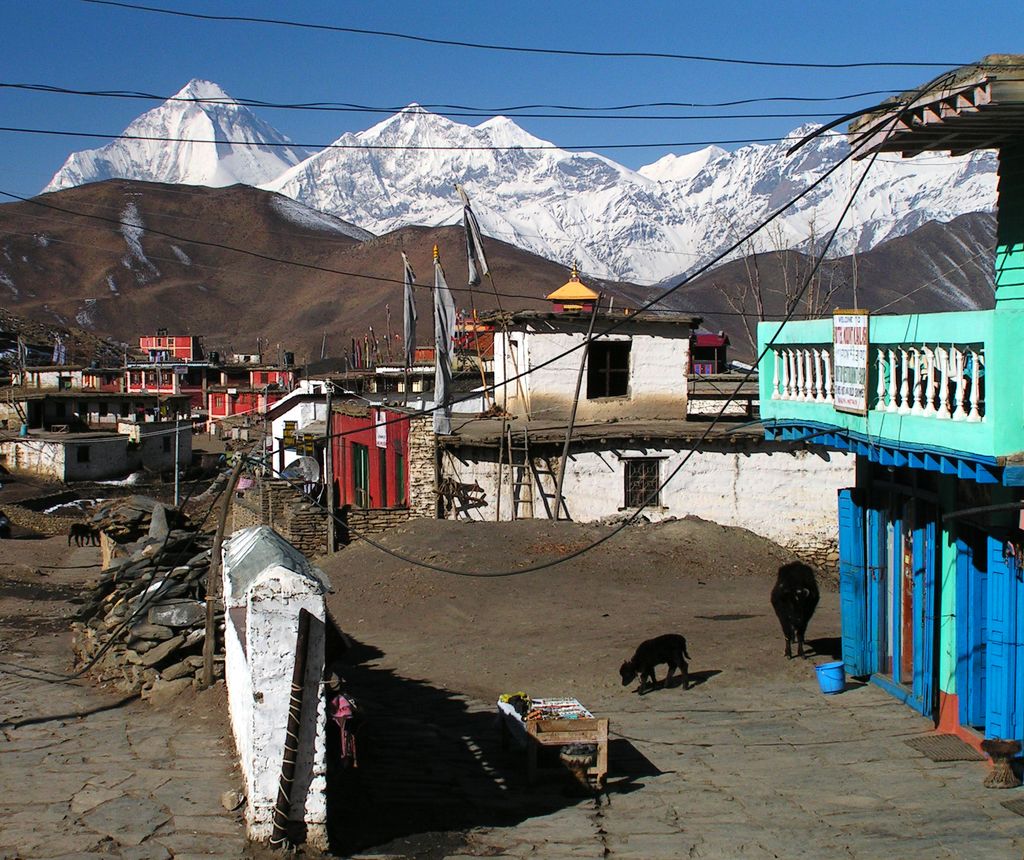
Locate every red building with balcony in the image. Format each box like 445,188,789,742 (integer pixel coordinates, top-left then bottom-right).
139,332,203,362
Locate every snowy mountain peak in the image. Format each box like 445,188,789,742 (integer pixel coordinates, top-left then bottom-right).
43,79,310,193
42,92,998,286
174,78,234,102
638,146,727,183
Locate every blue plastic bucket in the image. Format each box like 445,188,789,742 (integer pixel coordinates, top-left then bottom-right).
815,661,846,695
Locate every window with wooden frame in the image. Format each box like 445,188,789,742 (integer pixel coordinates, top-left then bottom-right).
623,458,660,508
352,443,370,508
587,341,631,399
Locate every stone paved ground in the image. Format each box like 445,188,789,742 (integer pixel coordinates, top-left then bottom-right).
333,666,1024,859
0,539,251,859
4,527,1024,858
456,678,1024,859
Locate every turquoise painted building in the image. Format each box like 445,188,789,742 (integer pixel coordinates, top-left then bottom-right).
757,56,1024,746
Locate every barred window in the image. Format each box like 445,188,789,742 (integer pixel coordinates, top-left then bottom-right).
624,458,660,508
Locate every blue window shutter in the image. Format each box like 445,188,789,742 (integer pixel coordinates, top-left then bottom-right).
839,488,868,676
985,534,1017,741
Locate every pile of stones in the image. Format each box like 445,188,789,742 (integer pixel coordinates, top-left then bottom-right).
71,495,225,699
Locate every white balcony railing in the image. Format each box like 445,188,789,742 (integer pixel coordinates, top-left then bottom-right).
769,344,985,422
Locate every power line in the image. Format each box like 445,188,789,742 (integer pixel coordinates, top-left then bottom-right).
0,81,905,112
0,123,843,152
78,0,965,70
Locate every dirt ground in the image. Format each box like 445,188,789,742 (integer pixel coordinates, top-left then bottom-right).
320,516,840,707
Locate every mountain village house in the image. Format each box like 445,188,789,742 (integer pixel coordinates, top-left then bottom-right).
757,56,1024,749
437,269,853,569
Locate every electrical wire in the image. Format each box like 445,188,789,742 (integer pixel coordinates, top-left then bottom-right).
0,123,843,152
0,81,906,112
77,1,965,70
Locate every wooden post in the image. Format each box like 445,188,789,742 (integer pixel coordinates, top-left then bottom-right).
325,390,335,553
554,297,601,521
202,453,247,689
270,608,312,848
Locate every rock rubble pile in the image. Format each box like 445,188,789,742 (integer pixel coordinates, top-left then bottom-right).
71,495,224,698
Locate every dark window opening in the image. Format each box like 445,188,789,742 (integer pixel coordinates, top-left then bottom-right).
587,341,630,399
624,458,660,508
395,451,406,507
77,445,91,463
163,436,171,453
54,402,66,418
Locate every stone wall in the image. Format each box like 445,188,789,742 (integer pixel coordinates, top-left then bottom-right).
230,478,329,558
345,506,412,539
407,414,437,518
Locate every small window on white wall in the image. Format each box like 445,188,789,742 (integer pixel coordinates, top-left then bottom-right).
587,341,630,399
624,458,660,508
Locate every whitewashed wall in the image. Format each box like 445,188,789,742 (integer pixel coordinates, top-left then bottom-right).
1,436,130,481
222,526,331,849
442,446,854,566
269,396,327,474
493,327,690,421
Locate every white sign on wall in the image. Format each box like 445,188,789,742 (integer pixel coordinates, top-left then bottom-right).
833,310,869,415
374,409,387,448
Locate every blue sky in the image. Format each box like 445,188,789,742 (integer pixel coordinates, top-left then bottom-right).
2,0,1021,196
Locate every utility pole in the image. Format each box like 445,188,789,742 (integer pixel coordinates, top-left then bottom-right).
325,386,335,553
173,416,181,506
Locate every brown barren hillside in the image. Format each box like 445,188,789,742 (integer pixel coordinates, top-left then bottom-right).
0,180,636,360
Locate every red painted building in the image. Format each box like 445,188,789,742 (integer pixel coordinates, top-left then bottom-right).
207,387,287,429
330,405,410,510
139,333,202,362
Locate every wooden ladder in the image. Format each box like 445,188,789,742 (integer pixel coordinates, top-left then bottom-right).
505,428,568,520
507,427,534,520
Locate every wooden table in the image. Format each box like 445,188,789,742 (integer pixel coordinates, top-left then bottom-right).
498,698,609,788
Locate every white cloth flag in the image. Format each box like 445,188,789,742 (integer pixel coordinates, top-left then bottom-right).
433,255,456,435
402,252,417,370
457,184,489,287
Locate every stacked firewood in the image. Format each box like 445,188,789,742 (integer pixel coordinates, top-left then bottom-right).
71,495,224,697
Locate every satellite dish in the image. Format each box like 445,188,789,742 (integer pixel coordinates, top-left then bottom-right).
281,456,321,483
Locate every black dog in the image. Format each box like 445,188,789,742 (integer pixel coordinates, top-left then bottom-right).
770,561,820,659
620,634,691,694
68,523,99,547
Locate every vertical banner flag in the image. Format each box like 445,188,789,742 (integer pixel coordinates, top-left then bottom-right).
402,252,417,369
433,246,456,435
457,184,489,287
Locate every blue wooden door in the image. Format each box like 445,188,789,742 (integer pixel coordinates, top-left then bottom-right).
911,512,936,716
866,507,887,675
986,535,1021,742
956,531,988,729
839,488,869,676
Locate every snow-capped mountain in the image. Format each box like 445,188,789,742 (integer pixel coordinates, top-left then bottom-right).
43,84,998,284
43,80,309,192
265,109,996,284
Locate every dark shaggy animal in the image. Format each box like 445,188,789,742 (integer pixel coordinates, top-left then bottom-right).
68,523,99,547
619,634,691,694
770,561,820,658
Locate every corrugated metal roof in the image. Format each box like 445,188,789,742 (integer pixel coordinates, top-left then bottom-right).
222,525,330,605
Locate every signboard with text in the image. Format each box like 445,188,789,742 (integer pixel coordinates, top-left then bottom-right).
832,310,869,415
375,409,388,448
